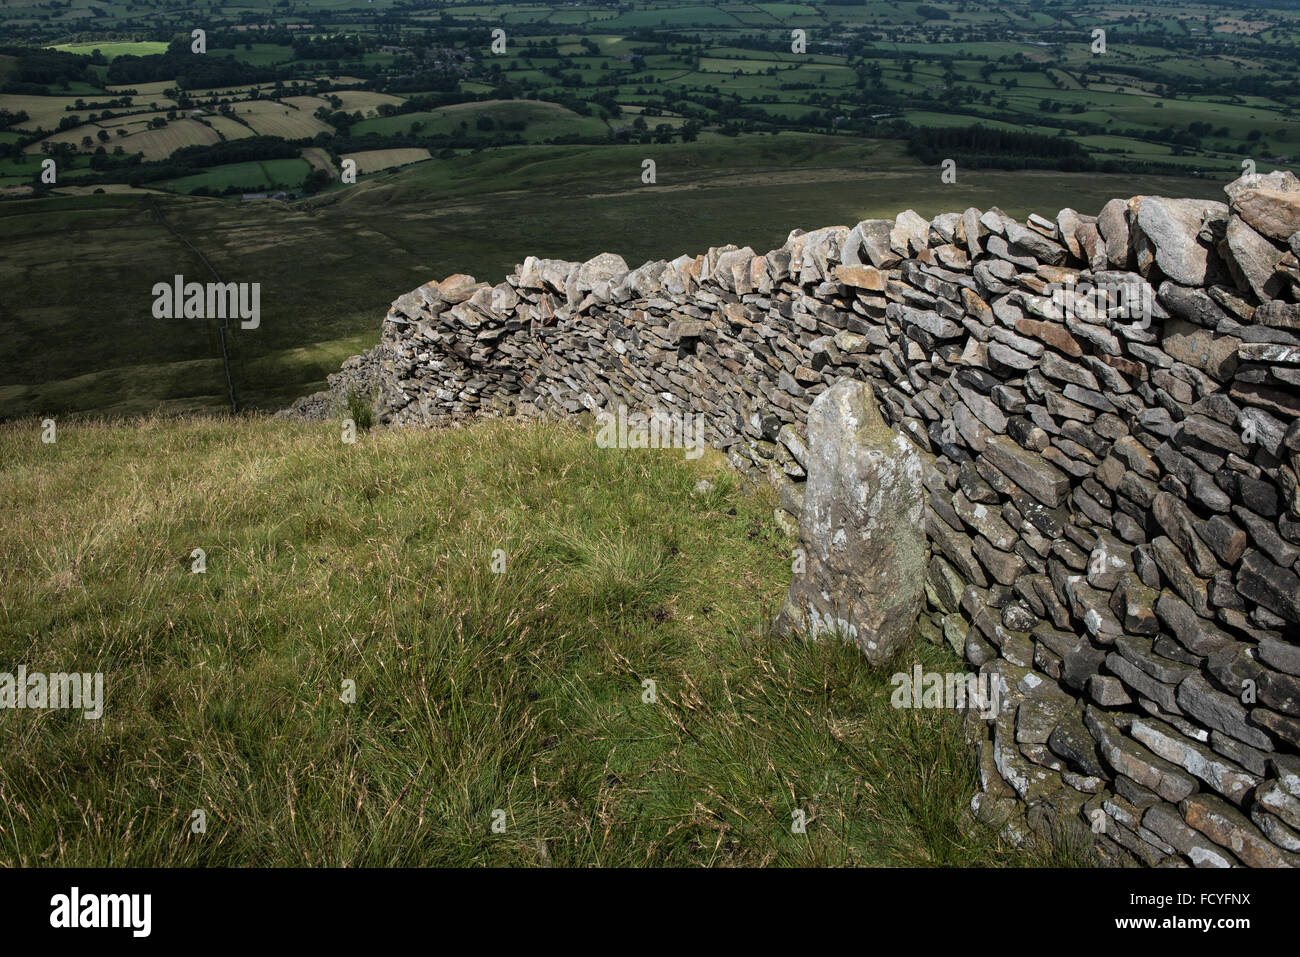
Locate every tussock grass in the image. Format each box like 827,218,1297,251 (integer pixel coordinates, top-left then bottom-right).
0,415,1082,866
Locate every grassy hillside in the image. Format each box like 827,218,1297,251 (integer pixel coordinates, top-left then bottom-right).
0,414,1090,866
349,99,611,140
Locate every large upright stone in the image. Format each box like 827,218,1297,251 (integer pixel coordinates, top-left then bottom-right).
1225,216,1287,302
774,380,928,664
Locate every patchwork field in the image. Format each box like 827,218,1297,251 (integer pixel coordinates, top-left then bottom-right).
20,115,222,159
8,0,1300,187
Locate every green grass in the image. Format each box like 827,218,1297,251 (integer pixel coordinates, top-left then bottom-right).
350,100,609,141
48,41,169,61
0,413,1094,866
154,158,311,194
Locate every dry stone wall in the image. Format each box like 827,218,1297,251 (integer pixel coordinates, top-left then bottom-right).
291,172,1300,867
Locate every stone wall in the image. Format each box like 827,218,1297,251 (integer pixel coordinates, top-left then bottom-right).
291,172,1300,867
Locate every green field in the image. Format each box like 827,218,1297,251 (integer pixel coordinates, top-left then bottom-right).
49,41,169,61
155,158,312,194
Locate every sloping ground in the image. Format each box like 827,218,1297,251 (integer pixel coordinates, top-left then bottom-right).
0,140,1225,422
0,414,1087,866
341,147,431,175
21,115,221,161
349,99,609,140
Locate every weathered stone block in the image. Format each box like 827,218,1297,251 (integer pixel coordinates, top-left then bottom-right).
774,380,928,664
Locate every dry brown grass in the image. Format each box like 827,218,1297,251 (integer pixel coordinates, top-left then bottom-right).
236,99,333,139
342,148,431,174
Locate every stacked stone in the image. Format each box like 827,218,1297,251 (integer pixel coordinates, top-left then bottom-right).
294,172,1300,867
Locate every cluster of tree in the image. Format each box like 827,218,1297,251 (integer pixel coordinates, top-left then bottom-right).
383,69,461,94
547,92,595,117
611,117,691,145
63,95,134,112
185,180,297,197
0,109,30,131
106,51,276,89
914,5,951,20
907,125,1096,171
292,35,366,61
190,28,297,50
0,46,94,93
168,135,301,167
